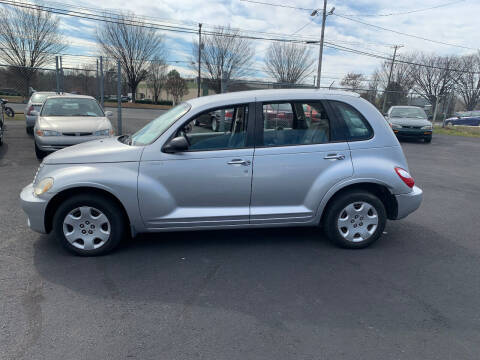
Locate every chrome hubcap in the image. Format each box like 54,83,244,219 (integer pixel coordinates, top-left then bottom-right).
62,206,111,250
337,201,378,242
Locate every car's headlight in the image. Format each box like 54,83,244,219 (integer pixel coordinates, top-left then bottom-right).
94,129,113,136
391,123,401,129
33,177,54,196
36,129,61,136
421,124,432,130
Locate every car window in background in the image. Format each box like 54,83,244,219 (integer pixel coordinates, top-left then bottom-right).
30,93,54,104
390,107,427,119
41,98,104,117
131,103,191,145
330,101,373,141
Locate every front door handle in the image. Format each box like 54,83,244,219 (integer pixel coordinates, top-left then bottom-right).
323,153,345,160
227,159,251,166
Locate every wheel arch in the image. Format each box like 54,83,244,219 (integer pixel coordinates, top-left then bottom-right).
44,186,131,234
318,181,398,226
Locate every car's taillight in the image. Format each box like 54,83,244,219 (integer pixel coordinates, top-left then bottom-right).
27,105,34,115
395,167,415,188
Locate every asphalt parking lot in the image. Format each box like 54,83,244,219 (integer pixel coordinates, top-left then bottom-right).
1,116,479,360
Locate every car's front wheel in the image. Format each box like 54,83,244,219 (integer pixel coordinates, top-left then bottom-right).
53,194,126,256
34,142,48,160
324,191,386,248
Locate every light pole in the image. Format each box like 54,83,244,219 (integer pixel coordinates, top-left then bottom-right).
310,2,335,89
197,23,202,97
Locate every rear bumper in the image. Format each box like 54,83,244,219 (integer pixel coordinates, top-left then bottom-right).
26,114,37,128
20,183,48,233
394,185,423,220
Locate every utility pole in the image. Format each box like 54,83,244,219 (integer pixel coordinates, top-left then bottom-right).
117,60,122,135
382,45,402,114
59,56,64,93
197,23,202,97
55,56,60,93
311,1,334,89
100,56,104,108
96,59,99,101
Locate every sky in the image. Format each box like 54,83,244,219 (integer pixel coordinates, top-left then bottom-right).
6,0,480,87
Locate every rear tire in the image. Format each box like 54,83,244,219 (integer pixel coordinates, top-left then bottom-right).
52,194,126,256
35,142,48,160
324,191,386,249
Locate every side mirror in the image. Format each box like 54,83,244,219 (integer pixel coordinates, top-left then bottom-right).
105,111,113,117
30,110,39,116
163,136,189,153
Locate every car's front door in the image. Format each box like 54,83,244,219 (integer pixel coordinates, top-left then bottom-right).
138,103,255,229
250,100,354,224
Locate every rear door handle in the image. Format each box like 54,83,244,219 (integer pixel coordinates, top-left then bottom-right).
323,153,345,160
227,159,251,166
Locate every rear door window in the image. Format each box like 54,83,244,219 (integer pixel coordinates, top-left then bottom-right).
261,101,331,146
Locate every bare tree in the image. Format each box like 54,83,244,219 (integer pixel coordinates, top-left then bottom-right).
148,56,168,104
340,73,366,91
264,42,314,84
410,53,463,118
455,53,480,111
0,5,66,96
165,70,188,105
96,13,165,102
192,26,254,93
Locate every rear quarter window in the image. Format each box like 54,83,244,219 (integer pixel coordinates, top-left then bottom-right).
329,101,373,141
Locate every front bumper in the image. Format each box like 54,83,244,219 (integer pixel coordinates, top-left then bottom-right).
393,128,432,138
35,134,110,152
20,183,48,233
394,185,423,219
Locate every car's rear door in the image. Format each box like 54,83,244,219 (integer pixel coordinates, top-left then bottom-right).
250,100,353,225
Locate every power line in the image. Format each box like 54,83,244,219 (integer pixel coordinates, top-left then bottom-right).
334,13,477,51
239,0,314,11
1,0,479,75
339,0,465,17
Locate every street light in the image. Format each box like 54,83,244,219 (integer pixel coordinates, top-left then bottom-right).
311,2,335,88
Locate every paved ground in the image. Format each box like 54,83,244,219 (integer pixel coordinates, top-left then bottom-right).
1,119,479,360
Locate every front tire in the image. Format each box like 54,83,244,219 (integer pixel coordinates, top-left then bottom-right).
324,191,386,249
424,136,432,143
34,142,48,160
53,194,126,256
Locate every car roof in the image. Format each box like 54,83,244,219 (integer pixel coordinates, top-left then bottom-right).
186,89,360,108
390,106,423,109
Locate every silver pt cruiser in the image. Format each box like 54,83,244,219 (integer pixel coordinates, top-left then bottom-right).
20,89,423,256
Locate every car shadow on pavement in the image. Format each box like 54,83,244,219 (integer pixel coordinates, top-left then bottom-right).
31,222,475,332
0,142,9,160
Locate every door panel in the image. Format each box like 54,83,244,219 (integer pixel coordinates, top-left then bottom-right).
138,149,253,228
250,143,353,224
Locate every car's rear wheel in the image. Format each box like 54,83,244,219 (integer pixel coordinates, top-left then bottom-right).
34,142,48,160
324,191,386,248
53,194,125,256
211,117,219,132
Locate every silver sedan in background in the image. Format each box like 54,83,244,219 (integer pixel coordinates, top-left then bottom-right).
25,91,58,134
33,95,114,159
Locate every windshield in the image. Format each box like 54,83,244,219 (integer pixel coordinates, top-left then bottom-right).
390,107,427,119
131,103,191,145
30,93,55,104
41,98,104,117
